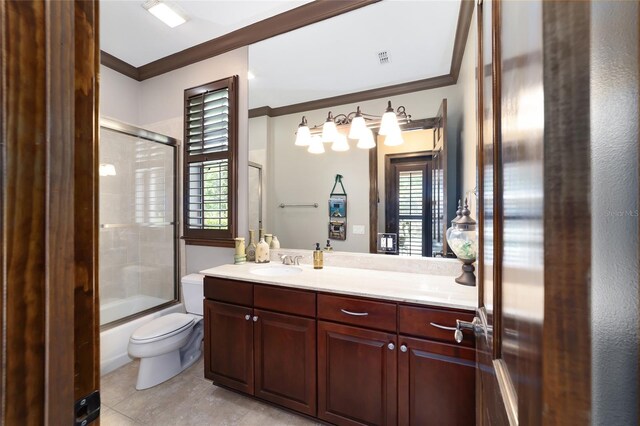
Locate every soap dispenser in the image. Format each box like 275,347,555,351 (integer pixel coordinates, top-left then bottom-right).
313,243,323,269
324,239,333,252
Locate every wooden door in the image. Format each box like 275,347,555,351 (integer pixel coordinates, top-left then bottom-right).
253,309,316,416
475,0,592,424
317,321,397,426
398,336,475,426
1,1,100,424
204,300,254,394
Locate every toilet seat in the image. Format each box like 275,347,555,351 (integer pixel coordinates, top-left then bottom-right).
130,313,195,343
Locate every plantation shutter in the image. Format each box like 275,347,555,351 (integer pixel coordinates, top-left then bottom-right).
183,76,238,246
397,170,425,257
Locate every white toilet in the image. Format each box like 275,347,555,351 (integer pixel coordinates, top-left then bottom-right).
128,273,205,390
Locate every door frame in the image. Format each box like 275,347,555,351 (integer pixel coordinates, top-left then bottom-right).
0,0,100,423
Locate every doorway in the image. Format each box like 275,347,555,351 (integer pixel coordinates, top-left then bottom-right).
385,154,432,257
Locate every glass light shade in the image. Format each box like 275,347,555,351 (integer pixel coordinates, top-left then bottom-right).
331,134,350,152
379,111,399,136
307,135,325,154
356,128,376,149
322,120,338,143
383,127,404,146
294,125,311,146
348,116,367,139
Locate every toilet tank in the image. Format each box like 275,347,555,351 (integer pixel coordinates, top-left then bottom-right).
181,274,204,315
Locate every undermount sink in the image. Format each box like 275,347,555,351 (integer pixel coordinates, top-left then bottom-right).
249,264,303,277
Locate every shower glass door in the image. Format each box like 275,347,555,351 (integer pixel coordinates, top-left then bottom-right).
99,120,178,326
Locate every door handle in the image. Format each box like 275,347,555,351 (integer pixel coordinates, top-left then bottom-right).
454,317,481,343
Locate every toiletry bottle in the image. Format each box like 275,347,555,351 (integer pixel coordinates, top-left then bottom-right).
324,239,333,252
313,243,323,269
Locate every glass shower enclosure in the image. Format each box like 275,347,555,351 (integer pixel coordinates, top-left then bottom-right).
99,119,179,327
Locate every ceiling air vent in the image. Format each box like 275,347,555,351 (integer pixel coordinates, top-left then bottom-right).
378,51,391,65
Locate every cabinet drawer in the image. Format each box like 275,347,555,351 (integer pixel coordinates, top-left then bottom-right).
318,294,397,332
204,276,253,306
254,285,316,318
398,305,475,346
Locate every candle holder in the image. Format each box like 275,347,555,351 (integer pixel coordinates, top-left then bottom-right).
446,198,477,286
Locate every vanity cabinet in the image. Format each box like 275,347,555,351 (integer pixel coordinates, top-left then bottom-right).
397,337,475,426
203,276,475,426
204,277,317,416
317,321,397,426
204,300,254,394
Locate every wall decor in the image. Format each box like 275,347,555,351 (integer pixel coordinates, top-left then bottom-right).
328,174,347,240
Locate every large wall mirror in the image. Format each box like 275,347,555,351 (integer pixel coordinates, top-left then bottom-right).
247,0,478,257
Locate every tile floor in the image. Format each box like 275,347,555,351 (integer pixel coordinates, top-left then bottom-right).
101,357,322,425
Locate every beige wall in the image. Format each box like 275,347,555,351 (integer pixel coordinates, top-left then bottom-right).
459,7,478,213
100,65,141,125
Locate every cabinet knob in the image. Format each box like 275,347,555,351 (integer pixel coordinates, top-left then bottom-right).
387,342,395,351
400,344,408,353
244,314,251,321
253,315,258,322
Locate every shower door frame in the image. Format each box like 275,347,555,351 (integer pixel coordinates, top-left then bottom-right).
99,118,181,330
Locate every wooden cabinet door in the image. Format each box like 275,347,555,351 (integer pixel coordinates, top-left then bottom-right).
204,300,254,394
398,336,475,426
318,321,397,426
254,309,316,416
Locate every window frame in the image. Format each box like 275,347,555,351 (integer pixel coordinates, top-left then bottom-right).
182,75,238,247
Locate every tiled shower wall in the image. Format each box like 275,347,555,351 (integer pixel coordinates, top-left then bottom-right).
99,128,175,307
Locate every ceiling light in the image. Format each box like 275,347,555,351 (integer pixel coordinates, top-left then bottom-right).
294,101,410,153
247,71,256,80
143,0,187,28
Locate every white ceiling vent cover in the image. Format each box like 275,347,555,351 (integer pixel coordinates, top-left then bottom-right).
378,50,391,65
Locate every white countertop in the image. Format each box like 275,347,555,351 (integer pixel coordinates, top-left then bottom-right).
200,263,478,311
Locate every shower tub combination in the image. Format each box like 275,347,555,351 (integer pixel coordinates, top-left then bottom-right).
99,119,181,375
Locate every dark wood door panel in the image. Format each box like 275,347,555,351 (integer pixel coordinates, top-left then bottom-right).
398,336,475,426
317,321,397,426
254,309,316,416
204,300,254,394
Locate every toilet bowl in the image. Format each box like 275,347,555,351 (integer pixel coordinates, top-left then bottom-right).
128,274,204,390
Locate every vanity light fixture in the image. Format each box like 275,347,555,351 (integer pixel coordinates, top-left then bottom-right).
143,0,187,28
294,101,411,153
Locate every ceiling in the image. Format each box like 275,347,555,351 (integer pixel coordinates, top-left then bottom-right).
100,0,313,67
100,0,467,109
248,0,462,109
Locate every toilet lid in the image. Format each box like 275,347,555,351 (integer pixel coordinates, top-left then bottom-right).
131,313,195,342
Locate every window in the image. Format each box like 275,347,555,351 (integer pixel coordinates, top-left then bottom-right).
183,76,238,246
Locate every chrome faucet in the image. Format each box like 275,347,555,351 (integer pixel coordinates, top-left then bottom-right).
280,254,303,265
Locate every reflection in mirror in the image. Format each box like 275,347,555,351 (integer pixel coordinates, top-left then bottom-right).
248,1,478,257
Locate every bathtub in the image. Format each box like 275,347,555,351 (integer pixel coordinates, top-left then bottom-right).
100,296,183,375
